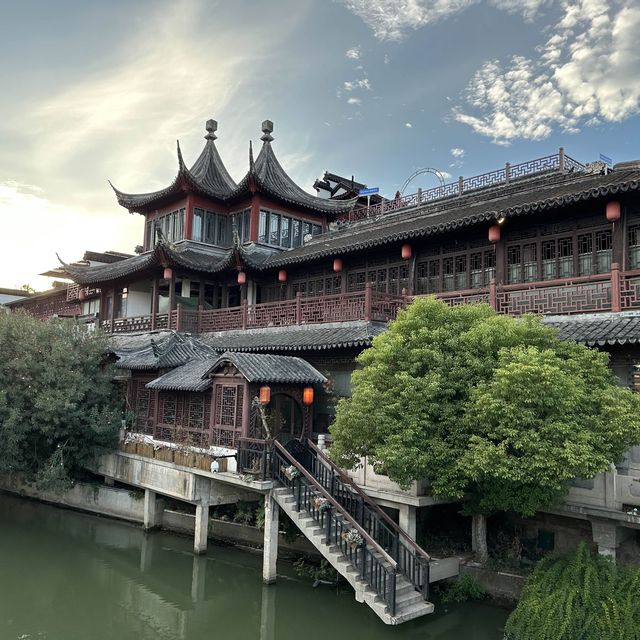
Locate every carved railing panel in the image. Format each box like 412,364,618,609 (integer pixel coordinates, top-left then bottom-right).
435,289,491,307
247,299,297,328
497,276,612,316
621,273,640,310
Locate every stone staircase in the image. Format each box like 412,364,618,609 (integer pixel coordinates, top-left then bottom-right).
274,486,434,624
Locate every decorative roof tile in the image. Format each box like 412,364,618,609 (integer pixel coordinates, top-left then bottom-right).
146,358,218,391
543,312,640,346
261,167,640,268
208,351,327,384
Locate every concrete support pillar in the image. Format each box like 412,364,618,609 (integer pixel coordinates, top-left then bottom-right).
191,555,207,602
194,502,209,555
399,504,417,541
591,519,632,561
263,493,279,584
143,489,161,530
104,476,115,487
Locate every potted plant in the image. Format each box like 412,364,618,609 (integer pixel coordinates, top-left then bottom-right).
282,464,300,481
312,496,331,512
341,529,364,550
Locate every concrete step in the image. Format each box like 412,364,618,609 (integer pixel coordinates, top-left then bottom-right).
272,486,435,625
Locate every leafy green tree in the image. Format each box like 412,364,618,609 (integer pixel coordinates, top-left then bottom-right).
505,542,640,640
330,298,640,561
0,311,120,489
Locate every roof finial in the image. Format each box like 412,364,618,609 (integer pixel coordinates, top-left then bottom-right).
176,140,186,169
205,119,218,141
261,119,274,143
249,140,254,169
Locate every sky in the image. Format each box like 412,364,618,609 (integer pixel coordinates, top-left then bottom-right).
1,0,639,290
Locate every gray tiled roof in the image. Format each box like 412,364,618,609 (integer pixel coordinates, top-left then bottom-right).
229,140,355,215
112,134,237,211
114,332,216,370
199,321,386,352
543,312,640,346
146,358,218,391
211,351,327,384
262,166,640,268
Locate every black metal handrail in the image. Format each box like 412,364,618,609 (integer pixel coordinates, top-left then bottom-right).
273,441,398,615
306,439,431,600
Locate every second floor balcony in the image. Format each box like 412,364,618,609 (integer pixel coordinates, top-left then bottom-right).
99,265,640,335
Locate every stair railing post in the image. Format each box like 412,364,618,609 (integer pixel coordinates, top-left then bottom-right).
325,506,332,545
390,569,397,617
421,561,430,601
295,476,302,512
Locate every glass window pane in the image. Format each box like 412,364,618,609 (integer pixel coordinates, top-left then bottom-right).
312,224,322,236
269,213,280,245
281,217,291,247
303,221,313,239
259,211,268,243
292,219,302,247
193,209,203,242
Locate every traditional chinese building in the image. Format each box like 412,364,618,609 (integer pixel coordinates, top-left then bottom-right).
47,118,640,559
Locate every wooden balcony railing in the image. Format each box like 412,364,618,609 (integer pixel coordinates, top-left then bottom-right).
100,266,640,335
101,287,408,334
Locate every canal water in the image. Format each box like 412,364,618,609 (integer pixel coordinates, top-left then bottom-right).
0,493,508,640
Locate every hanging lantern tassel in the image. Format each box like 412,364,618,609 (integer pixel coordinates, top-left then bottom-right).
488,224,501,243
163,267,173,280
302,387,314,405
278,270,287,283
401,244,412,260
333,258,343,273
237,271,247,285
259,385,271,405
606,201,621,222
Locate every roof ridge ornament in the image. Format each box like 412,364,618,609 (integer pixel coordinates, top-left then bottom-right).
176,140,186,170
205,119,218,141
261,119,274,143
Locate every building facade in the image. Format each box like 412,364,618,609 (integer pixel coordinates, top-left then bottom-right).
21,118,640,555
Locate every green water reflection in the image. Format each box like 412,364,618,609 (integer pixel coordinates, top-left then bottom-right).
0,493,508,640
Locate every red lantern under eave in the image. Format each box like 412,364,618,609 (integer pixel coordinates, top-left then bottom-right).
163,267,173,280
333,258,343,272
278,270,287,282
302,387,314,405
401,244,412,260
78,289,86,301
237,271,247,284
488,224,501,243
606,201,621,222
259,385,271,405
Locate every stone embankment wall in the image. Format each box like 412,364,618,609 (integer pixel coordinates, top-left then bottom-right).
0,477,317,556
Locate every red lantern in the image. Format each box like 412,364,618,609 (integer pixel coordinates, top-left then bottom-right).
259,385,271,405
488,224,501,243
278,270,287,282
163,267,173,280
333,258,343,272
302,387,314,405
78,288,86,301
401,244,412,260
606,201,621,222
237,271,246,284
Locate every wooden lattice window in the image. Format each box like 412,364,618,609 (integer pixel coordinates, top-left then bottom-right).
628,224,640,269
187,395,205,429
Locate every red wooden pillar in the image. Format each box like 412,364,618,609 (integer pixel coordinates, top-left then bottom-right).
489,279,497,311
241,300,248,330
184,193,193,240
295,291,302,324
176,303,183,331
611,263,621,312
168,270,176,326
151,277,159,330
364,282,372,321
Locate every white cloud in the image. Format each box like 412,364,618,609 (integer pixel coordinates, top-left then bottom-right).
343,78,372,91
0,181,140,290
345,46,361,59
450,147,465,157
384,53,391,64
339,0,552,41
405,122,413,128
454,1,640,144
347,97,362,105
440,170,453,179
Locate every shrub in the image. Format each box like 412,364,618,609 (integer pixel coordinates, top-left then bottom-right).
440,574,487,603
